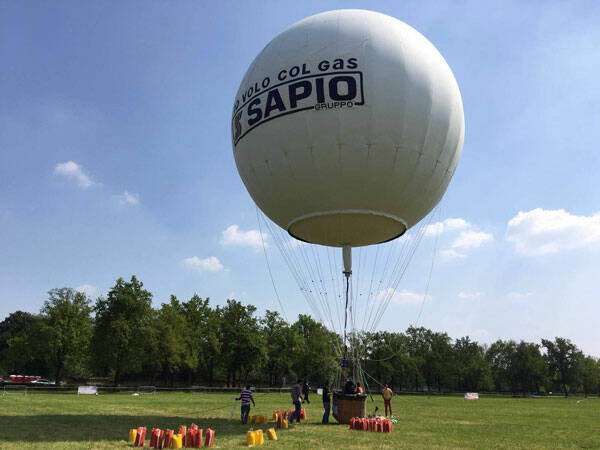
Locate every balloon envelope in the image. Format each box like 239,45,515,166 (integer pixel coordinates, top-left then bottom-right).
232,9,464,247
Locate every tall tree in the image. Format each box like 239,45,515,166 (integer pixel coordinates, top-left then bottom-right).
219,299,264,386
151,297,186,385
91,276,153,385
261,310,297,386
291,314,339,383
542,337,583,397
41,288,93,383
580,356,600,397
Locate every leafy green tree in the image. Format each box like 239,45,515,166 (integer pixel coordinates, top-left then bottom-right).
291,314,339,383
0,311,38,374
91,276,153,385
542,337,583,397
511,341,546,395
151,297,186,385
181,295,222,383
2,314,49,377
219,299,264,386
261,310,297,386
453,336,493,391
580,356,600,397
40,288,93,383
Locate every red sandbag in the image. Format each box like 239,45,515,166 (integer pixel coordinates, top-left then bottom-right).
195,429,203,448
179,426,187,446
157,429,166,448
349,418,355,430
134,427,146,447
204,428,215,447
300,409,306,420
376,420,383,432
277,413,283,429
150,428,162,448
189,423,199,431
163,429,173,448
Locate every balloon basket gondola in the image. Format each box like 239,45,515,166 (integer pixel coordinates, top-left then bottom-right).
332,392,366,424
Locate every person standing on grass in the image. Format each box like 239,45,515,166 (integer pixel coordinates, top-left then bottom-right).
236,384,255,424
302,381,310,404
291,379,302,422
382,384,393,417
321,380,332,424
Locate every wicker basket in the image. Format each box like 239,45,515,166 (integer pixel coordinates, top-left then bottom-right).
332,392,367,424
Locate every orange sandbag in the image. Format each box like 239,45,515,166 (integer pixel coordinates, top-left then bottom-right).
163,429,173,448
134,427,146,447
204,428,215,447
179,426,187,446
157,429,165,449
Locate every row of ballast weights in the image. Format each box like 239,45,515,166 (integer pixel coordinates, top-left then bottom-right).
349,417,394,433
246,428,278,445
129,424,215,448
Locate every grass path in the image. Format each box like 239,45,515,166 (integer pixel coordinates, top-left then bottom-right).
1,391,599,448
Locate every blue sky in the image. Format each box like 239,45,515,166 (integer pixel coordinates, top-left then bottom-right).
1,1,599,355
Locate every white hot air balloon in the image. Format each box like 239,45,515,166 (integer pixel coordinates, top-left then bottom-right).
231,9,464,401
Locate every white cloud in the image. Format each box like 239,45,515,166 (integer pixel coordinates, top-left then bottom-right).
458,291,484,299
424,217,470,236
115,190,140,205
183,256,224,273
76,284,99,298
451,230,493,250
507,291,534,300
54,161,95,188
440,249,467,259
221,225,267,249
506,208,600,256
472,329,489,339
377,288,431,305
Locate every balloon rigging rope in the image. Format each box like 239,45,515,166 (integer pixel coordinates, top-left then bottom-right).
256,207,289,322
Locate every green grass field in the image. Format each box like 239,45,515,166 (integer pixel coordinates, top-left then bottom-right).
1,391,599,449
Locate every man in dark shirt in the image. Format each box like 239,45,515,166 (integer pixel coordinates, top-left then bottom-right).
344,378,356,395
290,379,302,423
302,381,310,404
321,380,332,424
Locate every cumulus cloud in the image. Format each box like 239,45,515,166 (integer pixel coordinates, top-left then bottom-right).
221,225,267,249
451,230,493,250
506,208,600,256
115,190,140,205
458,291,484,299
376,288,431,305
54,161,95,188
507,291,533,300
183,256,224,273
76,284,99,298
425,217,493,258
424,218,470,236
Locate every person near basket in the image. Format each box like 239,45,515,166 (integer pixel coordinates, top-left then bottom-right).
321,380,332,424
302,381,310,404
236,384,255,424
290,379,303,422
382,384,393,417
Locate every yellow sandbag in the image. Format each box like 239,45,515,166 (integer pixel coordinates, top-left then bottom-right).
267,428,277,441
128,429,137,443
258,429,265,445
261,416,268,425
246,430,256,446
282,419,288,429
172,433,183,449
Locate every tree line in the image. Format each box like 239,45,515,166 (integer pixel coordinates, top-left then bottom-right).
1,275,598,396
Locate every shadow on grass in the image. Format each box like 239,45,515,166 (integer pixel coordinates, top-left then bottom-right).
0,415,273,442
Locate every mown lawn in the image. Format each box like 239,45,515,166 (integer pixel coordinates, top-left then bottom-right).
1,391,599,449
